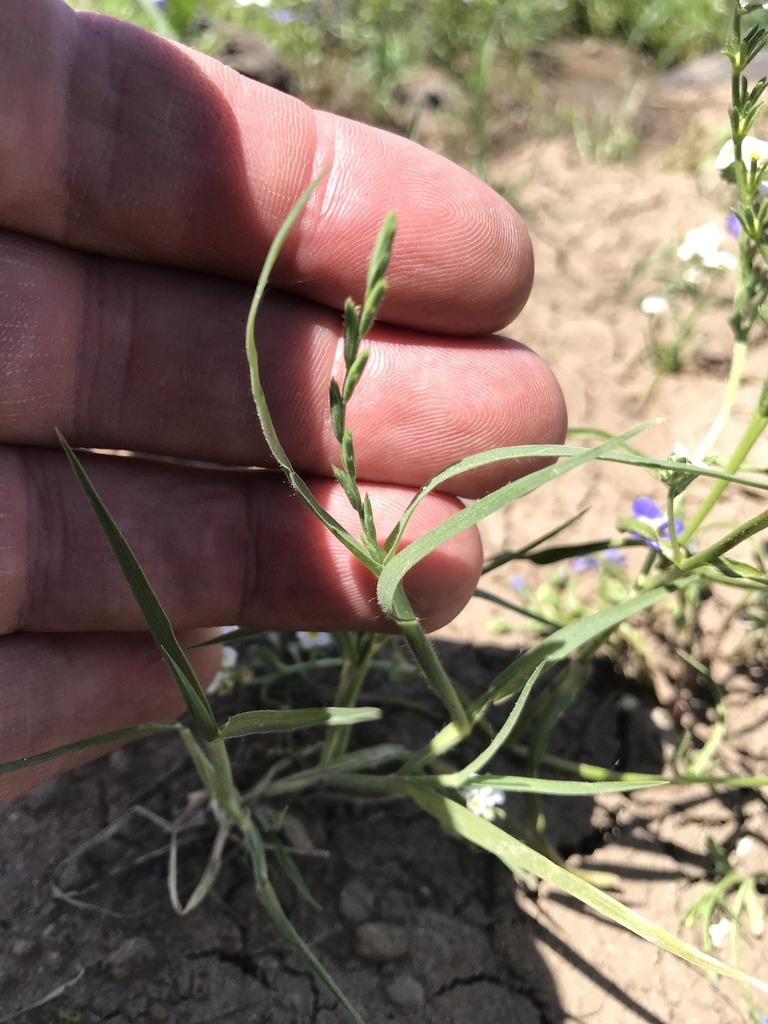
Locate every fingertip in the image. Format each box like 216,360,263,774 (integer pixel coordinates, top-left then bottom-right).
297,113,535,335
336,488,483,633
402,503,484,631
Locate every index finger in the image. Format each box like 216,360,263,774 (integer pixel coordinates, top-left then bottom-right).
1,0,533,334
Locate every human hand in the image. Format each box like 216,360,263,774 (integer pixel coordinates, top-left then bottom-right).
0,0,566,799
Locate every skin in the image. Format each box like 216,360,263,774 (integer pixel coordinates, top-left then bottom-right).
0,0,567,800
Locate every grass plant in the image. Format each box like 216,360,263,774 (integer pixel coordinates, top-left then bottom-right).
7,1,768,1022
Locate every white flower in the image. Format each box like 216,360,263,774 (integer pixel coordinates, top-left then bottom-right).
682,266,701,285
715,137,768,196
296,630,332,649
677,222,737,270
234,0,272,6
461,783,506,821
738,1,768,11
709,917,731,948
639,295,669,316
710,249,738,271
220,645,238,669
670,441,708,470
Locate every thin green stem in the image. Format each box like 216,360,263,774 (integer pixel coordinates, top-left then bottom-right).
396,604,470,734
666,487,683,564
694,10,753,465
684,395,768,542
244,172,377,574
320,635,383,765
694,338,748,463
659,504,768,587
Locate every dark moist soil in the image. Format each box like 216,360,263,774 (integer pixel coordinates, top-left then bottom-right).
3,36,768,1024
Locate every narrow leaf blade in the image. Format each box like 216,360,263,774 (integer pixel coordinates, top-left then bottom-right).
220,706,381,741
57,433,219,741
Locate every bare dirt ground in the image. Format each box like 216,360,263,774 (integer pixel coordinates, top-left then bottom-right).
2,38,767,1024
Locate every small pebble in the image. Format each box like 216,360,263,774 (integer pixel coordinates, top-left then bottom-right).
259,955,280,986
9,937,36,957
108,749,133,773
107,936,157,979
58,857,97,892
386,973,425,1010
339,880,375,923
354,922,408,963
149,1003,169,1021
616,693,641,713
650,706,674,731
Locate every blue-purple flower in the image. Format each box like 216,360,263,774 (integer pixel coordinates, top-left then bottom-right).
572,550,626,572
726,210,741,239
628,497,683,551
571,555,600,572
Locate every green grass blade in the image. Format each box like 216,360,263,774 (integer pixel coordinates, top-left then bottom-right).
378,425,652,619
512,540,629,566
474,588,560,629
245,821,366,1024
408,785,768,996
244,172,378,574
385,442,767,580
483,586,670,704
481,508,590,573
219,706,382,740
435,774,666,795
0,722,181,776
161,647,219,743
450,663,546,787
57,432,219,741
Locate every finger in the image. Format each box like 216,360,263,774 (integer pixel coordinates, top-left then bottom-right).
0,0,532,334
0,630,213,803
1,447,482,635
0,232,566,496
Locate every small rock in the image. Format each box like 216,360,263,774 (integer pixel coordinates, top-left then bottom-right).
57,856,97,892
107,936,157,979
9,937,36,957
339,880,375,923
386,973,425,1010
149,1003,169,1022
259,954,281,986
108,748,133,774
354,922,408,963
43,950,63,970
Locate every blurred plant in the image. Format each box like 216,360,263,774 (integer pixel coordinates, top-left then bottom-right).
633,216,739,383
684,836,768,1023
561,79,646,164
574,0,729,66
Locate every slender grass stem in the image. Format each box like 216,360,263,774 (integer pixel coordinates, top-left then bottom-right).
396,610,470,732
684,395,768,542
320,635,383,765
